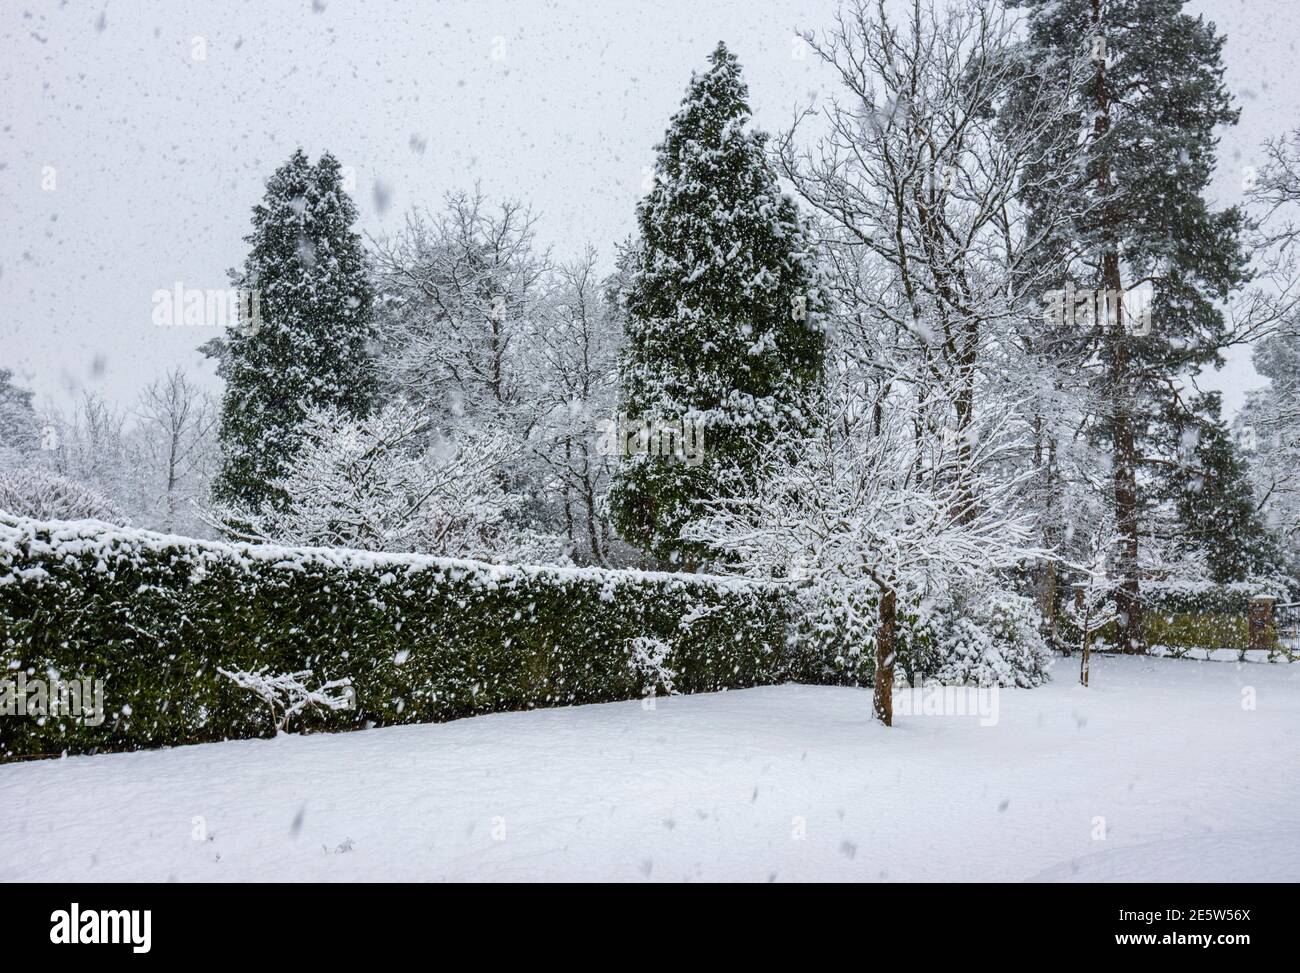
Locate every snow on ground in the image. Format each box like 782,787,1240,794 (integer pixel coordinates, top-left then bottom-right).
2,654,1297,882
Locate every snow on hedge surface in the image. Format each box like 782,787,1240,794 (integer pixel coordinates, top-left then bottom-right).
0,515,790,760
0,515,764,592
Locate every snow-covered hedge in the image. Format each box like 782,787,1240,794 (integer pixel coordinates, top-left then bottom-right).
1058,578,1287,653
0,516,788,760
1142,578,1289,615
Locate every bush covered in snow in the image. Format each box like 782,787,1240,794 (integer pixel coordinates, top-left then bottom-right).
0,468,124,524
0,516,787,759
782,580,1051,690
222,402,569,565
909,584,1053,688
783,584,931,688
782,585,877,686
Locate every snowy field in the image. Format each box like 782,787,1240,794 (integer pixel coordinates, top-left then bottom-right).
2,654,1297,883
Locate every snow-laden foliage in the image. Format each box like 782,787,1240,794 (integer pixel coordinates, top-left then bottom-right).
1009,0,1252,651
223,401,568,564
373,189,548,428
1238,328,1300,576
783,583,879,687
0,468,124,523
132,369,218,537
917,583,1053,689
216,668,354,734
371,192,625,565
214,149,377,512
1151,393,1281,584
625,636,676,696
0,515,787,759
526,249,624,565
609,42,826,564
786,574,1052,690
27,376,217,538
684,388,1048,723
0,368,38,471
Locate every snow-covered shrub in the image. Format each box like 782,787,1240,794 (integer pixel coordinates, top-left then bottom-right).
783,581,1042,689
0,468,124,523
912,583,1053,688
626,636,676,696
0,515,786,759
216,668,355,734
226,402,569,564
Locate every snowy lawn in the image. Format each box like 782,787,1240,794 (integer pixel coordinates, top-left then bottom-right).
2,654,1297,882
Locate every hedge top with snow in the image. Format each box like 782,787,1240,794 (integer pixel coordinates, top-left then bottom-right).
0,515,769,595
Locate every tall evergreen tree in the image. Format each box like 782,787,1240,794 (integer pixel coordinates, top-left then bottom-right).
1239,328,1300,567
608,42,825,565
1010,0,1251,649
214,150,376,513
0,368,38,466
1156,393,1279,583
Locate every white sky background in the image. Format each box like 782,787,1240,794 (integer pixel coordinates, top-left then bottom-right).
1,0,1295,418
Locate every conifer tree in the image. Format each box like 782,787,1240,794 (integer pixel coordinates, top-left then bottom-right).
0,368,38,466
1010,0,1251,649
608,42,825,565
1239,329,1300,569
1157,394,1279,584
214,150,376,513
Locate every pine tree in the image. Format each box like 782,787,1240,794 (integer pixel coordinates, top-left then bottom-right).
1239,329,1300,566
1157,394,1279,584
213,150,376,513
1010,0,1251,649
0,368,38,468
608,42,825,565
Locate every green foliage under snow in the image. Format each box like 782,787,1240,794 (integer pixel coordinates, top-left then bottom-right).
0,516,787,760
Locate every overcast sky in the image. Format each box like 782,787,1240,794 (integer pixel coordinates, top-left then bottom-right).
2,0,1294,418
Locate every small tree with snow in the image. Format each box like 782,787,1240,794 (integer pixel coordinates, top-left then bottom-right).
1064,528,1122,688
685,390,1041,726
217,667,355,735
222,400,567,563
627,635,677,699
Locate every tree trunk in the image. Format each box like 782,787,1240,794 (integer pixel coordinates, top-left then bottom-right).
1092,0,1145,654
1103,247,1144,653
1032,416,1061,650
1042,558,1060,652
873,588,897,726
582,478,604,565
